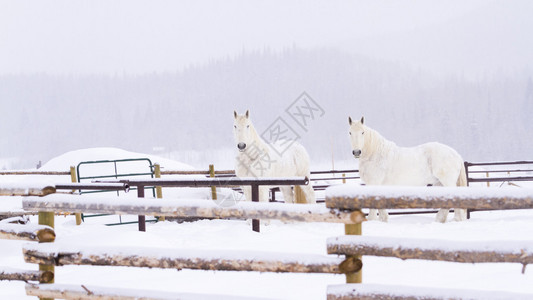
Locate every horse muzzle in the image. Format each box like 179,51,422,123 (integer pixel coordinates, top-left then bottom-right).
237,143,246,152
352,149,362,158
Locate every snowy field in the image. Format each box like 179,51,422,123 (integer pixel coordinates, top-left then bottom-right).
1,148,533,299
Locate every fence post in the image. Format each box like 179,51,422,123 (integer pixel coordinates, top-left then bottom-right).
38,211,55,300
295,186,306,203
251,184,260,232
345,220,362,283
70,166,82,225
154,164,164,222
342,173,346,184
209,164,217,200
138,186,146,232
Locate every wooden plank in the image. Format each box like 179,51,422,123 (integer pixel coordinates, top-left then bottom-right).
25,283,275,300
327,236,533,265
326,185,533,210
22,195,364,224
0,223,55,242
0,268,53,282
0,186,56,197
23,244,349,274
0,171,69,175
327,284,533,300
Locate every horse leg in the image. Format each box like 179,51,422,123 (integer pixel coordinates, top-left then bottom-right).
259,186,269,203
435,209,449,223
378,209,389,222
454,209,467,221
434,173,459,223
300,184,316,204
368,209,378,221
242,186,252,202
280,186,294,204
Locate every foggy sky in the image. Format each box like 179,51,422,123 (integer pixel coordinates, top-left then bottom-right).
2,1,528,77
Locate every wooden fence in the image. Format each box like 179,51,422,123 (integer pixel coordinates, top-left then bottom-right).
12,183,360,299
2,163,533,299
325,184,533,300
0,186,56,285
1,182,532,299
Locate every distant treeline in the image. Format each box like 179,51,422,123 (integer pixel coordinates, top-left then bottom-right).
1,47,532,168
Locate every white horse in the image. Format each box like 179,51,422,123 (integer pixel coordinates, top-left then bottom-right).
348,116,467,223
233,110,316,204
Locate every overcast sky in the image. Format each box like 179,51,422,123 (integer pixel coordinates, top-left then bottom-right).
2,0,517,76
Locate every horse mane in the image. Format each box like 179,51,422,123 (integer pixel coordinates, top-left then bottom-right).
363,125,397,159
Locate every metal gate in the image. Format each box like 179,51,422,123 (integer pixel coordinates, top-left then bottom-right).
76,158,158,225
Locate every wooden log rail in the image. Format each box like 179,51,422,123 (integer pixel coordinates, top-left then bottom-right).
0,185,56,197
22,195,366,224
0,223,55,242
326,185,533,210
22,244,354,274
0,267,53,283
327,284,533,300
327,236,533,267
25,283,276,300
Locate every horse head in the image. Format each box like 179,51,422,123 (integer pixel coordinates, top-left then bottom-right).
348,116,366,158
233,110,253,152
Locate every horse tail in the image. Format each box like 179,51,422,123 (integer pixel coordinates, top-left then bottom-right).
457,161,467,187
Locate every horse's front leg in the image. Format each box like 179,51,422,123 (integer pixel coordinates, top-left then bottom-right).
367,209,379,220
259,186,270,203
435,208,449,223
453,208,467,221
378,209,389,222
279,186,294,203
241,186,252,202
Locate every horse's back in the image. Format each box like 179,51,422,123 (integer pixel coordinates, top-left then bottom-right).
367,142,463,186
420,142,463,168
269,140,311,177
419,142,464,185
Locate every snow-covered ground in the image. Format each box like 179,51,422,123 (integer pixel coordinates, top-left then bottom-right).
1,148,532,299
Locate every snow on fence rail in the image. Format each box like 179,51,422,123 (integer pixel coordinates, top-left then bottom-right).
22,244,349,274
327,236,533,270
0,223,55,243
326,185,533,210
326,284,533,300
24,283,277,300
22,194,364,224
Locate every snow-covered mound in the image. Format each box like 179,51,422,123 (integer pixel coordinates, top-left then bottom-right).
40,147,194,172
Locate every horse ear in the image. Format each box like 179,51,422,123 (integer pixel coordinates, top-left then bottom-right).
348,116,352,125
360,116,364,124
245,110,249,119
234,110,237,119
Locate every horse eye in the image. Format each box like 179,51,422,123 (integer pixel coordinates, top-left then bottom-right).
349,132,352,135
234,125,237,129
362,131,365,135
247,125,250,128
